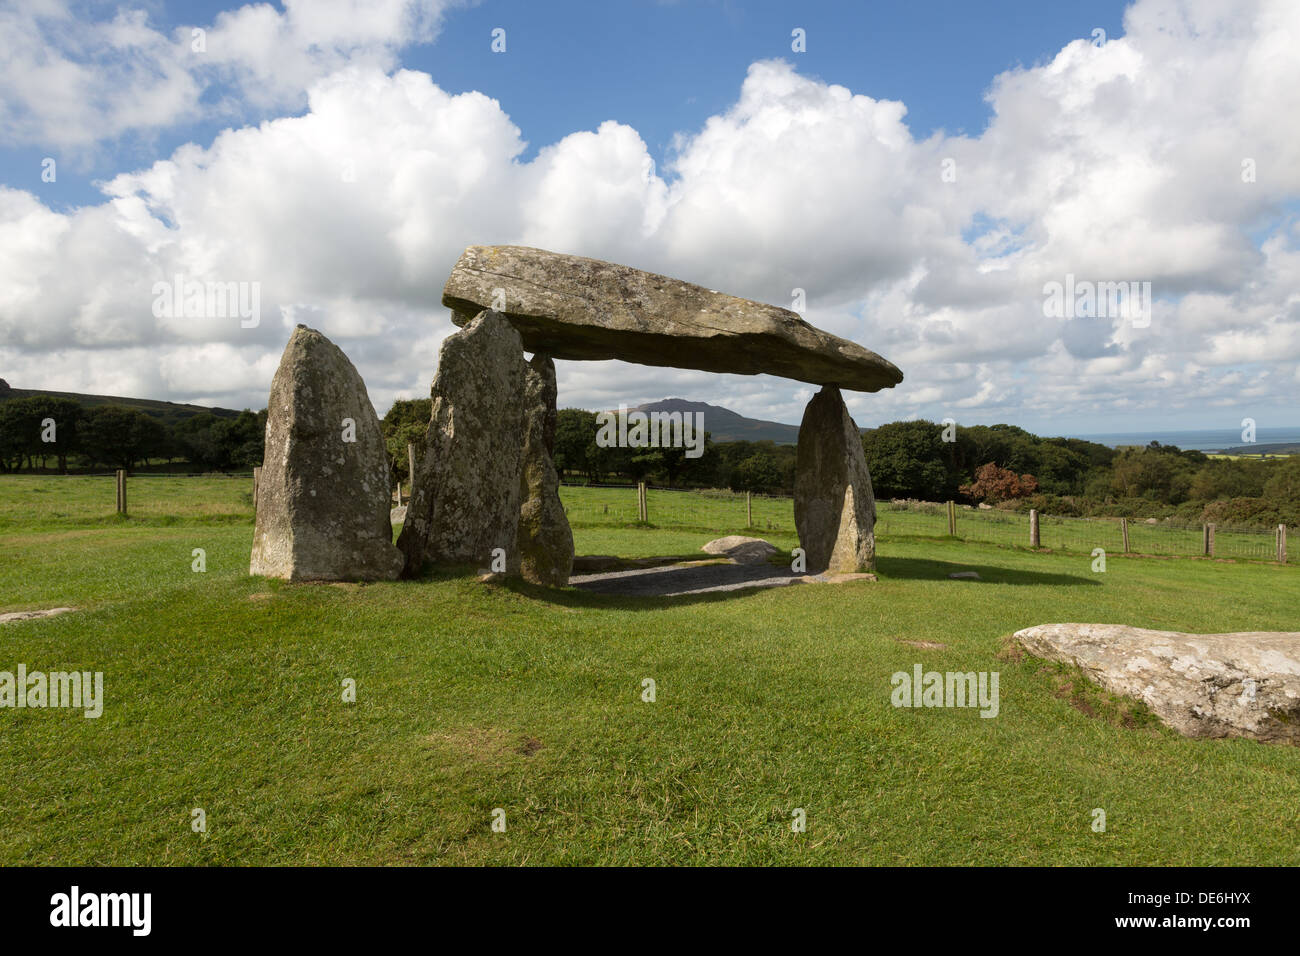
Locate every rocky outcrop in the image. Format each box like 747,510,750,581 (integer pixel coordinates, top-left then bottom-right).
250,325,403,581
514,353,573,586
793,386,876,573
1015,623,1300,744
397,310,526,575
442,245,902,392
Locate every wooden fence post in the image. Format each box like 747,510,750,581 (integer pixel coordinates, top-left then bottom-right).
947,500,956,536
637,481,647,522
1278,524,1287,564
253,465,262,513
1120,516,1130,553
746,491,752,528
1029,509,1040,548
115,469,127,516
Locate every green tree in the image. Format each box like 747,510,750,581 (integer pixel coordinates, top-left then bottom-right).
381,399,432,483
554,409,597,480
79,405,169,472
861,420,953,500
0,396,84,472
730,452,782,493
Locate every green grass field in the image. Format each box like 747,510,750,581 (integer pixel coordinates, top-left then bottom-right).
1,474,1298,865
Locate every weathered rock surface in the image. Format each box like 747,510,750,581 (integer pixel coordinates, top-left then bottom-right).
1015,623,1300,744
0,607,77,624
701,536,778,564
514,353,574,586
442,245,902,392
250,325,403,581
794,386,877,573
397,310,526,575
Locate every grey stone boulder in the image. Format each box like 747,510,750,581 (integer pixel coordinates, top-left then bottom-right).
397,310,527,575
250,325,403,581
793,386,877,573
701,536,778,565
442,245,902,393
514,353,574,586
1015,623,1300,744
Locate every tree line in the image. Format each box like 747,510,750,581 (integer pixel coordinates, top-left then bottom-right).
6,390,1296,530
0,396,266,473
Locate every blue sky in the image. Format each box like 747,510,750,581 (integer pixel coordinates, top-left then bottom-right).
5,1,1132,207
1,0,1296,437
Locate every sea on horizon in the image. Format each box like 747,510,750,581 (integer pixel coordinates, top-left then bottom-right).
1068,427,1300,452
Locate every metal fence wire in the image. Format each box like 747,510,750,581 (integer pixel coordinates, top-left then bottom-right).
557,485,1289,563
2,473,1289,564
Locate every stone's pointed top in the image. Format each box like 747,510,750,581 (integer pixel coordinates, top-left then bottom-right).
442,245,903,393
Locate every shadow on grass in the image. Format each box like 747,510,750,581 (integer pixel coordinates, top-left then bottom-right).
876,556,1100,587
396,549,1099,610
401,559,803,610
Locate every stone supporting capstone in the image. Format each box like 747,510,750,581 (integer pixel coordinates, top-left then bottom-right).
793,385,877,574
514,353,574,586
397,310,527,575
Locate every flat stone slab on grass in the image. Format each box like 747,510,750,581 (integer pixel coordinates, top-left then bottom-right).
1015,623,1300,744
701,536,778,564
0,607,77,624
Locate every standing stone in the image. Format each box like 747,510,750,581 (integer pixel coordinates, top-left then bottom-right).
515,353,574,586
398,310,527,575
250,325,403,581
794,385,876,573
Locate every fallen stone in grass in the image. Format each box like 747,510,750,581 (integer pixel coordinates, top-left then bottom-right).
804,571,878,584
948,571,981,580
701,535,778,564
1014,623,1300,744
0,607,76,624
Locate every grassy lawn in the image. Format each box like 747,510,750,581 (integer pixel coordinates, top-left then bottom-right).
1,475,1298,865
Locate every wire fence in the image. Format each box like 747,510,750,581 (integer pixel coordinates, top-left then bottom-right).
558,484,1289,564
0,472,1290,564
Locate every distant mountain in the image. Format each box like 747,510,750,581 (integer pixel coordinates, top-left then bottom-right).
630,398,801,444
0,382,243,426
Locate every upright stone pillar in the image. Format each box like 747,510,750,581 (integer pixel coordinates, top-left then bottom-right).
250,325,403,581
515,353,574,586
793,385,877,573
397,310,527,575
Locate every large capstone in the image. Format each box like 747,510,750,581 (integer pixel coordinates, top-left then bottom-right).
1015,624,1300,744
398,310,526,575
794,385,876,573
514,353,574,586
443,245,902,392
250,325,403,581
